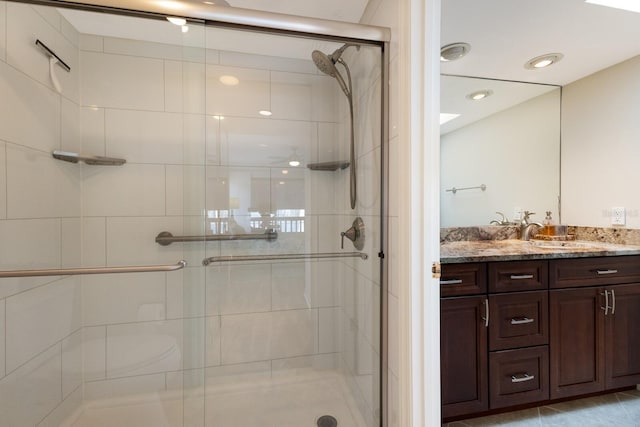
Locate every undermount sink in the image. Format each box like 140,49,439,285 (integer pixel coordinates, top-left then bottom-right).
529,240,601,250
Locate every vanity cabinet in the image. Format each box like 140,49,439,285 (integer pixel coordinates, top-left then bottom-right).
441,254,640,420
549,255,640,399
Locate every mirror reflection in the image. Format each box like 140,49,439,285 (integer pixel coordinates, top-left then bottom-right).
440,76,561,227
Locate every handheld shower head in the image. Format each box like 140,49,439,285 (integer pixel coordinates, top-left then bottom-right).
312,50,351,97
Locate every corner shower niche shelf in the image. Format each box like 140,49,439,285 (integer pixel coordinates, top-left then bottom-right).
52,150,126,166
307,161,350,171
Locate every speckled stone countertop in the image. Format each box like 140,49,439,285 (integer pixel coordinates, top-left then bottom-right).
441,226,640,263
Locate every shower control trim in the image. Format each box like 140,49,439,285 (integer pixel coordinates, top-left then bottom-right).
341,217,365,250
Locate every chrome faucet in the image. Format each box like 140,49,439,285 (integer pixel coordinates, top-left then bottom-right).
520,211,543,241
490,211,513,225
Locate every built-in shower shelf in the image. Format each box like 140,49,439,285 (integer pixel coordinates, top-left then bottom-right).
52,150,126,166
307,161,350,171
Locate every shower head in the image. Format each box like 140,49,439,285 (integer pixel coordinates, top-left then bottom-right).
312,43,359,98
312,50,350,97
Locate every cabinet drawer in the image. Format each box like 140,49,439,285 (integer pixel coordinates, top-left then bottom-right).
489,260,548,292
489,291,548,351
550,255,640,289
489,346,549,409
440,263,487,297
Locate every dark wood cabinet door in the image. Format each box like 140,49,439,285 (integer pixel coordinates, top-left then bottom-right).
605,284,640,389
550,288,605,399
441,296,488,418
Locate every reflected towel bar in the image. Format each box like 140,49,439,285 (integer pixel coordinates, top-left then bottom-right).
156,229,278,246
445,184,487,194
0,260,187,278
202,252,368,266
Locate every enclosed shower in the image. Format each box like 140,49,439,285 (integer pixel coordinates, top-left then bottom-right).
0,1,389,426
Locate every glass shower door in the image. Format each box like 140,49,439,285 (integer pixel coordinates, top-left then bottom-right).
195,24,384,426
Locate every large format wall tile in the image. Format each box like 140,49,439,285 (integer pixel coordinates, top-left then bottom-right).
81,51,164,110
0,60,60,152
220,309,318,364
6,145,81,219
0,2,5,62
206,263,272,315
0,218,60,270
105,109,184,164
0,142,6,220
5,277,80,372
7,3,80,103
62,329,82,398
82,164,166,217
206,64,269,118
0,344,61,427
83,326,106,382
106,318,203,378
165,60,206,114
0,300,5,379
82,272,166,326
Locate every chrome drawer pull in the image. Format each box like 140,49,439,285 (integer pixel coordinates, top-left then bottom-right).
510,317,535,325
511,373,535,383
601,290,609,315
510,274,534,280
596,269,618,275
440,279,463,285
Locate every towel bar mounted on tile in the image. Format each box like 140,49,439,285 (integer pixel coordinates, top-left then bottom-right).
155,229,278,246
52,150,126,166
445,184,487,194
202,252,368,266
0,260,186,279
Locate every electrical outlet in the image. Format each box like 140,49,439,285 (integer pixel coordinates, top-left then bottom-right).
514,207,522,221
612,207,626,226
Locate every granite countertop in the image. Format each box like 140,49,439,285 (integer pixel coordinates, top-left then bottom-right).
440,239,640,264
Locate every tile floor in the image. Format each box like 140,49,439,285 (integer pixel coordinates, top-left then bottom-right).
445,389,640,426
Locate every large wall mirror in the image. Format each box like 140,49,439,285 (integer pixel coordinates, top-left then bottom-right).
440,76,560,227
441,0,640,229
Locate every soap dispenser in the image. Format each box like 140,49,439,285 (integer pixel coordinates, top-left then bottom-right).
543,211,553,236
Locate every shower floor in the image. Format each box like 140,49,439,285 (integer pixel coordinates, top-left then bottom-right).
66,372,367,427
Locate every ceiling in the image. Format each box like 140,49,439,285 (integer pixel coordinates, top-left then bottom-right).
441,0,640,86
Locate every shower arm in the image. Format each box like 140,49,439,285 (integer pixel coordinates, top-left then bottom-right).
337,58,356,210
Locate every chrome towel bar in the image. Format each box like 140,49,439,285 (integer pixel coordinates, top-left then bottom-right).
0,260,186,278
445,184,486,194
156,229,278,246
202,252,368,266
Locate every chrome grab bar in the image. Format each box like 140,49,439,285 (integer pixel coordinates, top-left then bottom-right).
0,260,186,278
156,229,278,246
202,252,368,266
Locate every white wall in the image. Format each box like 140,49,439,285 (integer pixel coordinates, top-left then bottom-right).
562,55,640,228
441,90,561,227
0,3,83,426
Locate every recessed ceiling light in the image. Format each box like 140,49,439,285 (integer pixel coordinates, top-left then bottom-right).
440,43,471,62
259,110,272,116
585,0,640,13
440,113,460,125
525,53,564,69
466,90,493,101
282,170,289,175
219,75,239,86
166,16,186,26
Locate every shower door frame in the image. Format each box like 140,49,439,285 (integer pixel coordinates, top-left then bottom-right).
20,1,391,424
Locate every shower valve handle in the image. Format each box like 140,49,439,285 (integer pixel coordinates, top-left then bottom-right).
340,217,365,251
